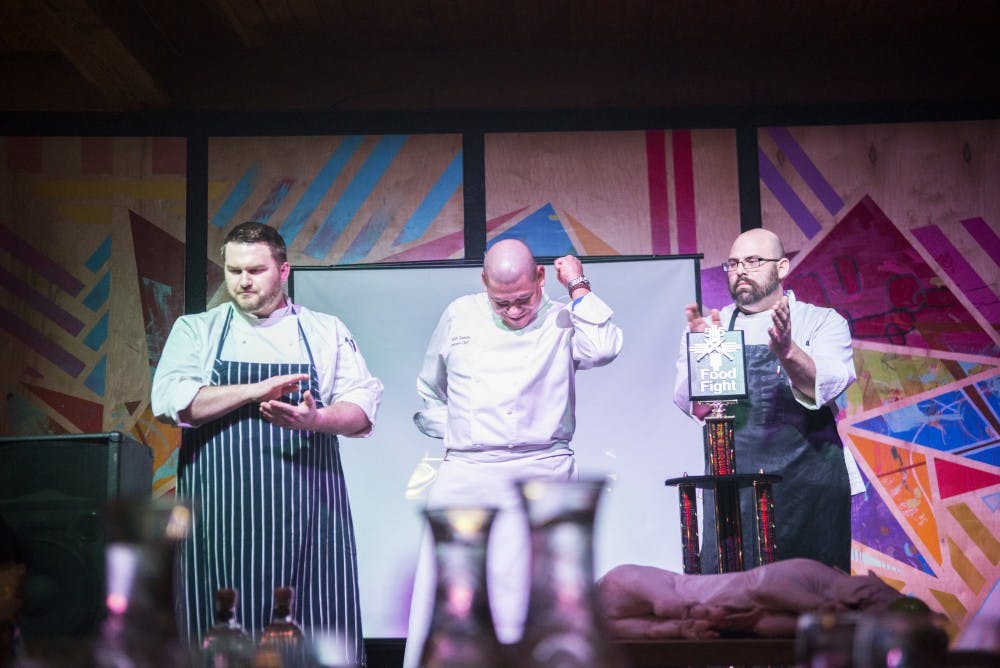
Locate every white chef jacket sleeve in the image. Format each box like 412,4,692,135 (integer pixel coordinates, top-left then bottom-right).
414,307,451,439
324,318,383,435
151,314,215,427
791,306,856,410
565,292,623,370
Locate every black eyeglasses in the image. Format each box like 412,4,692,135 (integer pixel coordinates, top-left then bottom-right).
721,256,782,273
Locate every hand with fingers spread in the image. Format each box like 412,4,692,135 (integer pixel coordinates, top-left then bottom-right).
768,295,793,360
684,303,722,334
254,372,310,403
261,388,318,430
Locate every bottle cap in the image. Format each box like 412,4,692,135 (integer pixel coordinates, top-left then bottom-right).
215,587,237,611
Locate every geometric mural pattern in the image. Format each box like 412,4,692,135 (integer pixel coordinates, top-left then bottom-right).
207,134,465,273
759,122,1000,644
1,136,186,496
4,124,997,645
483,129,742,266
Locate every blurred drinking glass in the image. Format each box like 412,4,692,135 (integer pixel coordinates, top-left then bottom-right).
852,609,949,668
795,611,859,668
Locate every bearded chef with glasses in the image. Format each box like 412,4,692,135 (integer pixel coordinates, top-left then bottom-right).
673,228,861,574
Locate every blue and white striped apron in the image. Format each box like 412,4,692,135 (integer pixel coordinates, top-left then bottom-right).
176,307,365,665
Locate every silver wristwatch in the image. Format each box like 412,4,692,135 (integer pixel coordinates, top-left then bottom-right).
567,275,591,293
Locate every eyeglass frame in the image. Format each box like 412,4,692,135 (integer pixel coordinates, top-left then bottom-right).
720,256,783,273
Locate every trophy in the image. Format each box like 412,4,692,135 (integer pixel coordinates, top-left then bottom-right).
687,325,746,475
665,323,779,574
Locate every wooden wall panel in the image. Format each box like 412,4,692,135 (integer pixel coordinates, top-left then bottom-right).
758,120,1000,644
2,120,996,645
207,135,464,258
484,129,741,262
0,136,186,496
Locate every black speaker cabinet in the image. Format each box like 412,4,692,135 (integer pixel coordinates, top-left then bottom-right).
0,431,153,639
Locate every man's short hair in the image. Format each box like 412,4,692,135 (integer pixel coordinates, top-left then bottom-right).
221,222,287,264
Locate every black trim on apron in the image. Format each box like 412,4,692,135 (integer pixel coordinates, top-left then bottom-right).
700,307,850,574
176,306,365,665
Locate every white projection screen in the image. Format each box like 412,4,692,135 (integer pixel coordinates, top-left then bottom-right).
291,256,704,638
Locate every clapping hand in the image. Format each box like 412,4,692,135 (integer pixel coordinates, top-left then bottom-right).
261,389,319,430
768,295,793,360
684,303,721,333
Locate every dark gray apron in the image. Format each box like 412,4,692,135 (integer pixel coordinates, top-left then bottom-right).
700,308,851,574
176,306,365,665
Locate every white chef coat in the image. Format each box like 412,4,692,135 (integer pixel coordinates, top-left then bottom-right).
151,301,382,428
402,290,623,666
414,290,623,450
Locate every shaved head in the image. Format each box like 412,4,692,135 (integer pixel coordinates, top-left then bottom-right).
730,228,784,260
482,239,545,329
483,238,538,287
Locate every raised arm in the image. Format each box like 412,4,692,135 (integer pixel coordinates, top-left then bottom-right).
780,299,855,408
554,255,623,368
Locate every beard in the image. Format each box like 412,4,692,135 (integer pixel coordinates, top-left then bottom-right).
729,266,781,308
233,281,284,316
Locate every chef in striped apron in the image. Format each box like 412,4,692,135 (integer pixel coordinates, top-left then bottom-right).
152,222,382,665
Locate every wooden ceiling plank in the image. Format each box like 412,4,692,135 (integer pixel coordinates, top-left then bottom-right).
10,0,168,109
0,52,113,111
210,0,270,49
0,2,55,52
254,0,295,24
285,0,322,23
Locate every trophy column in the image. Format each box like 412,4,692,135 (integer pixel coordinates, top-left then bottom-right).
704,400,742,573
665,324,781,574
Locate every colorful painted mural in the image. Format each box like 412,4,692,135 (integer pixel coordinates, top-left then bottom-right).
0,136,187,497
758,121,1000,641
484,129,741,260
1,133,465,499
205,135,463,306
207,134,464,278
3,122,996,643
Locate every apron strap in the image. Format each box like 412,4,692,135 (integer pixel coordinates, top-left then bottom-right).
296,316,318,369
727,307,740,331
214,304,318,369
215,306,236,360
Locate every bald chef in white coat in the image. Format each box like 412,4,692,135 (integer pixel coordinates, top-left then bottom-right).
402,238,624,666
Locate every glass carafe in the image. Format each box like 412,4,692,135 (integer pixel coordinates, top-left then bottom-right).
419,506,505,668
94,498,192,668
514,477,624,668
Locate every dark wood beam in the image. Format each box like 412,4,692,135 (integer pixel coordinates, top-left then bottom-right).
7,0,168,109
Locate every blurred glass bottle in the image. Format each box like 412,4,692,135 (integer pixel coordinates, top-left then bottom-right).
513,478,624,668
93,499,192,668
256,587,305,668
200,588,253,667
795,611,859,668
419,506,504,668
853,608,949,668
